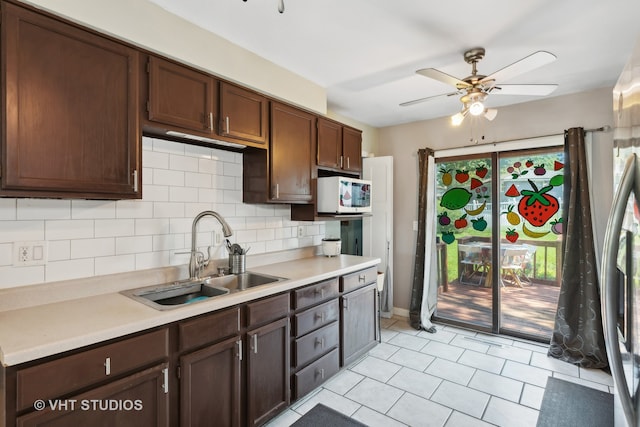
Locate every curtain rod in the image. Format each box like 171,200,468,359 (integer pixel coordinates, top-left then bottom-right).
450,125,611,151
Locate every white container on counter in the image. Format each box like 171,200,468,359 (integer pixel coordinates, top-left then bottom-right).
321,238,341,257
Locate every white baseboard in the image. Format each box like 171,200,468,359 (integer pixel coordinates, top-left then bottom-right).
393,307,409,318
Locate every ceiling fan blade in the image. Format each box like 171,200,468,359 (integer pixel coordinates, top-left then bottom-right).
400,90,461,107
480,51,556,84
416,68,472,89
490,84,558,96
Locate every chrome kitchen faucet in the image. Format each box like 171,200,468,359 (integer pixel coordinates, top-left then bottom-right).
189,210,233,280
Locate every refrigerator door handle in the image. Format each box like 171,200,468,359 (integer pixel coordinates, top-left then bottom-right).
601,153,637,427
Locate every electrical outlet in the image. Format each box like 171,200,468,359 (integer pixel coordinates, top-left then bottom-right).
214,231,222,246
413,221,418,231
14,241,48,266
297,226,305,238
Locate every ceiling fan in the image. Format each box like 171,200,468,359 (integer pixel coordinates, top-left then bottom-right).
400,47,558,126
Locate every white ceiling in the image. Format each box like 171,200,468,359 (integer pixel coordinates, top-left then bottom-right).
148,0,640,128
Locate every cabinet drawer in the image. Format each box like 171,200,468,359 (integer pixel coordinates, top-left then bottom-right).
16,328,168,411
179,306,240,352
293,348,339,400
293,322,339,368
246,293,290,329
340,267,377,293
294,299,339,337
292,278,338,310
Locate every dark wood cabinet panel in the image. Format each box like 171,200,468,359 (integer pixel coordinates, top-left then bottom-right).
219,82,268,145
246,317,290,427
16,363,169,427
1,2,140,199
316,118,342,169
293,321,339,368
270,102,315,203
294,299,339,337
293,348,339,400
179,307,240,353
147,56,216,133
179,336,241,427
292,278,339,310
16,328,168,412
246,293,290,329
340,283,378,366
342,127,362,173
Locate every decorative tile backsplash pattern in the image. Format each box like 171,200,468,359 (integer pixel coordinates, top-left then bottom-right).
0,137,325,289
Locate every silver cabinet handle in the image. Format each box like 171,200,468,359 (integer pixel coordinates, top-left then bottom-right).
340,156,344,168
132,170,138,193
316,368,325,380
314,288,325,298
225,116,230,134
347,157,350,169
237,339,243,361
252,333,258,354
315,311,326,322
275,183,280,199
315,337,325,348
209,112,214,130
162,367,169,394
104,357,111,376
359,274,366,283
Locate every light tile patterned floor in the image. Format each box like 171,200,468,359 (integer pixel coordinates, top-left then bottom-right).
267,317,614,427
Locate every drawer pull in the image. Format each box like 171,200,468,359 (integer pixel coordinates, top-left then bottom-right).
315,337,325,348
162,368,169,394
315,312,326,322
314,288,325,298
317,368,325,380
251,334,258,354
358,274,366,283
104,357,111,376
237,340,243,361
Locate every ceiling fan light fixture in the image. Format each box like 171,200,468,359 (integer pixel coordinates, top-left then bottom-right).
469,101,485,116
451,109,468,126
484,108,498,121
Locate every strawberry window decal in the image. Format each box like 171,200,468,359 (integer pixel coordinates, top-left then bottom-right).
518,179,559,227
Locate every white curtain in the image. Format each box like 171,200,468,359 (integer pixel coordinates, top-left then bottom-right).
420,152,439,330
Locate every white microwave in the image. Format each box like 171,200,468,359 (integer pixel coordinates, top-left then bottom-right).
317,176,372,214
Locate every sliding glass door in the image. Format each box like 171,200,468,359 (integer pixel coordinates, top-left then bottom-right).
434,148,564,341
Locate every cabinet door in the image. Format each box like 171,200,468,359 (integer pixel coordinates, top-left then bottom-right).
219,82,268,145
342,127,362,172
147,56,215,133
270,102,315,203
317,118,342,169
2,3,140,199
246,317,290,427
340,283,377,366
180,336,241,427
16,363,169,427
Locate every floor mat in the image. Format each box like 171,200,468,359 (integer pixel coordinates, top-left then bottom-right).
290,404,367,427
537,376,613,427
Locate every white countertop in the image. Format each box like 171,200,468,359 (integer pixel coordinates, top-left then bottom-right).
0,254,380,367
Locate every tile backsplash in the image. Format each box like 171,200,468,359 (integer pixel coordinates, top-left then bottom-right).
0,137,325,289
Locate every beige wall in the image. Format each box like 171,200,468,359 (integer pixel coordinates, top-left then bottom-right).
378,86,615,312
19,0,326,115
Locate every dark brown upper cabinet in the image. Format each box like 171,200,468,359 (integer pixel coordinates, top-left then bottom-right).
342,126,363,173
219,82,269,146
147,56,217,134
316,118,362,173
317,118,342,169
269,102,315,203
1,1,141,199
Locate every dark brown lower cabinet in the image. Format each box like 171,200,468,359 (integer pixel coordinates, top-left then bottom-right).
179,336,241,427
16,363,169,427
246,317,290,427
340,283,378,366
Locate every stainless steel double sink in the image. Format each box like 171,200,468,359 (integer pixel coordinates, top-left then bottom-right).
121,272,286,311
